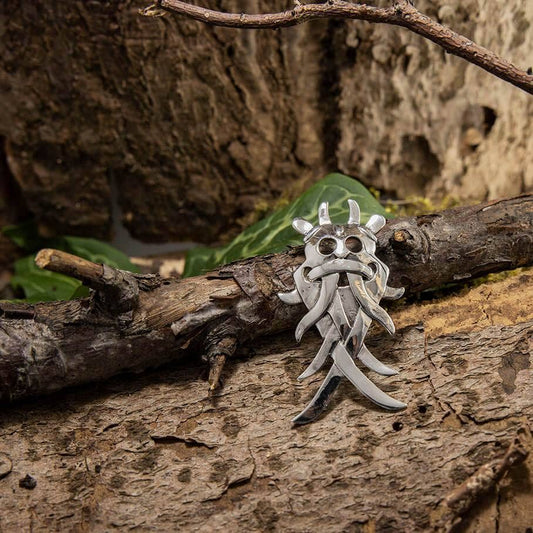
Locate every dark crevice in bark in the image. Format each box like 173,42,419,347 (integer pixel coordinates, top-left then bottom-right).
319,19,345,171
0,137,29,222
151,435,216,449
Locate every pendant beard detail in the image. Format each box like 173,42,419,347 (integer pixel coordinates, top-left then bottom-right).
278,200,407,424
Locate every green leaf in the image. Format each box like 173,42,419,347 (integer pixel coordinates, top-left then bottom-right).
63,237,140,272
183,173,388,277
10,256,90,302
3,223,140,301
2,220,48,252
3,221,139,273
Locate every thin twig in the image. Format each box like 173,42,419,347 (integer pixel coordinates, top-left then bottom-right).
431,425,530,532
35,249,139,315
144,0,533,94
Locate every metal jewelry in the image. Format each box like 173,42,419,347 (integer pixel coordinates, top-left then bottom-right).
278,200,406,424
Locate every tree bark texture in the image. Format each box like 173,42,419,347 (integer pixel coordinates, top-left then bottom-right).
155,0,533,94
0,147,26,270
1,0,531,249
0,196,531,402
0,271,531,532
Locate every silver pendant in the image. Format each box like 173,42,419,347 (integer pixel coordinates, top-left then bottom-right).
278,200,406,424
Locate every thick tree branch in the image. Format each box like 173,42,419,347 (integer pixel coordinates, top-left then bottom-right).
145,0,533,94
0,195,532,402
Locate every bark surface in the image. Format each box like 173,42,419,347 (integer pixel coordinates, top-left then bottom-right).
0,1,531,248
0,0,328,243
0,272,531,532
0,196,531,403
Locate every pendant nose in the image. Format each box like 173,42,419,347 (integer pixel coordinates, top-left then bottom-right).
335,240,349,258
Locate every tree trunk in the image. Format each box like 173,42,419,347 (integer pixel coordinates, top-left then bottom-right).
1,0,531,248
0,0,328,244
0,270,531,532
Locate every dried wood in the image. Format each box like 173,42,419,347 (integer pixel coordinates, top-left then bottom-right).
0,272,531,531
152,0,533,94
0,195,531,402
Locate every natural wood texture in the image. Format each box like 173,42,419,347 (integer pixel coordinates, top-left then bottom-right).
0,195,531,402
0,0,328,243
1,1,531,248
0,273,531,531
35,249,140,314
154,0,533,94
35,249,106,286
432,429,529,532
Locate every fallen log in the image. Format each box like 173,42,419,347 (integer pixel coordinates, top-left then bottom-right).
0,271,531,530
0,194,531,402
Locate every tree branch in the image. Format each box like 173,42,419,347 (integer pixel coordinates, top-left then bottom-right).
431,425,530,532
144,0,533,94
0,195,532,402
35,249,140,315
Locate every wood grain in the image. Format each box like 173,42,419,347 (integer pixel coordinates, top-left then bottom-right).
0,195,531,402
0,272,530,531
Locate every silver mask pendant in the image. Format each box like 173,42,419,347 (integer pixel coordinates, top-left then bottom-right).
278,200,407,424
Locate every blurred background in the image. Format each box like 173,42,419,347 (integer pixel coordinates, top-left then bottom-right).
1,0,531,274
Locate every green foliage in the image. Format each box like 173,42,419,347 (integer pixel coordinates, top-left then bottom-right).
10,256,91,303
3,221,139,302
3,220,48,252
63,237,138,271
4,174,387,298
183,173,388,277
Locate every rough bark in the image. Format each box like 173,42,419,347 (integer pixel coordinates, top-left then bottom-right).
156,0,533,93
0,141,26,270
0,0,328,243
0,272,531,532
0,195,531,402
336,0,533,200
0,1,531,246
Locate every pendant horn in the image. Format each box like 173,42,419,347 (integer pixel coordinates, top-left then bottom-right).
318,202,331,225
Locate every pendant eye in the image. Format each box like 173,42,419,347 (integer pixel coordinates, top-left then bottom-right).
318,237,336,256
345,236,362,253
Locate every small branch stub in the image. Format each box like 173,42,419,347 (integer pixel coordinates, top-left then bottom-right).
206,336,238,391
35,249,139,314
35,249,104,286
393,230,408,243
208,354,228,391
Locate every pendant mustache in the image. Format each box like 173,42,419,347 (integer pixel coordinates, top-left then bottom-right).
307,259,374,281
